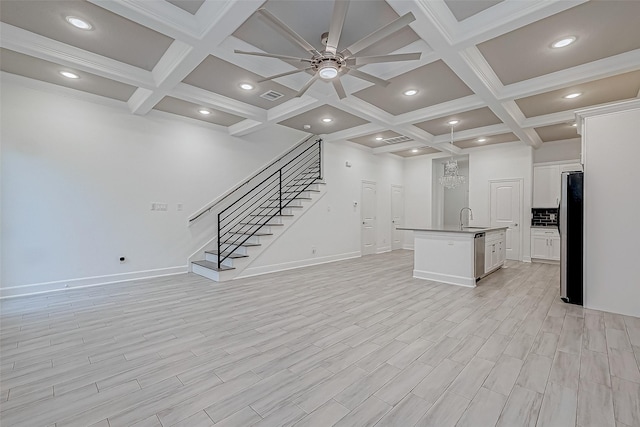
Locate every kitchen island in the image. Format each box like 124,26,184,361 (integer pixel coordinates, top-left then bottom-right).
398,226,508,287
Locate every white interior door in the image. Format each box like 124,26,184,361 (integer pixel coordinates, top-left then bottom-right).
490,179,522,261
361,181,377,256
391,185,404,250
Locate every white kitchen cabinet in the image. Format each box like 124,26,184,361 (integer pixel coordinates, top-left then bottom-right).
531,228,560,261
533,162,582,208
485,230,506,274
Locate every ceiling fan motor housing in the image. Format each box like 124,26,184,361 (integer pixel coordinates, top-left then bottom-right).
313,52,345,79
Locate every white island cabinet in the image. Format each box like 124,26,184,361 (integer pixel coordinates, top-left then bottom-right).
398,227,508,288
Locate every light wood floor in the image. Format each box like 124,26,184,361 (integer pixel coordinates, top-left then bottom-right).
1,251,639,427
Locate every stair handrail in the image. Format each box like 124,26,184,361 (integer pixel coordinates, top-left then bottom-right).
188,134,319,224
216,139,322,268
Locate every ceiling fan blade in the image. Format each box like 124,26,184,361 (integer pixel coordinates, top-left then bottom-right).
296,74,319,97
345,67,390,87
325,0,350,54
332,79,347,99
257,9,320,56
257,67,313,83
341,12,416,57
348,52,421,66
234,50,312,63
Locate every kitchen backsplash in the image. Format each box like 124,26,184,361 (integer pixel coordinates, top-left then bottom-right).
532,208,558,227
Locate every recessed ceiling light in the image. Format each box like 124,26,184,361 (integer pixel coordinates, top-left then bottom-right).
59,71,79,79
403,89,418,96
571,123,578,127
198,109,211,115
563,92,582,99
375,137,383,141
65,16,93,30
477,138,487,143
322,118,333,123
239,83,254,90
303,124,311,130
411,149,419,153
551,36,576,48
448,120,459,125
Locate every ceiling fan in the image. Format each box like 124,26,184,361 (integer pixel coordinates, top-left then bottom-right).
234,0,421,99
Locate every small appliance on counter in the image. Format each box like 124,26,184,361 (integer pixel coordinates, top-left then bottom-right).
559,171,583,305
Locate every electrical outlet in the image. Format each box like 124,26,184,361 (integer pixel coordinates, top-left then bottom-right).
151,202,168,211
177,203,183,211
312,246,317,254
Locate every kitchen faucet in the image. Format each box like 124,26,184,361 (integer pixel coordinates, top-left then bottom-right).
460,207,473,229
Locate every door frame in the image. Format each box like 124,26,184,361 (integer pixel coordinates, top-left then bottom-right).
390,184,404,251
489,178,524,261
361,180,377,256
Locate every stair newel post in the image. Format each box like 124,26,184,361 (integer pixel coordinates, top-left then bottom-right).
279,169,283,215
217,212,221,269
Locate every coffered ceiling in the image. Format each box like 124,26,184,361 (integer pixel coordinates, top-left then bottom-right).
1,0,639,158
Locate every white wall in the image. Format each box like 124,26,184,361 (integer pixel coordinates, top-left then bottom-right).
403,142,533,260
241,142,405,276
0,80,305,293
533,139,582,163
443,159,469,228
582,104,640,317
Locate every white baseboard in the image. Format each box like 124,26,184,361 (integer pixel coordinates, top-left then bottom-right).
0,266,188,299
413,269,476,288
403,243,414,250
237,251,361,279
523,256,532,263
376,246,392,254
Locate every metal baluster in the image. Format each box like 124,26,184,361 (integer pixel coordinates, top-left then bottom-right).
217,212,221,269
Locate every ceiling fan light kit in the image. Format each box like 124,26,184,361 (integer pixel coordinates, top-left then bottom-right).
235,1,422,99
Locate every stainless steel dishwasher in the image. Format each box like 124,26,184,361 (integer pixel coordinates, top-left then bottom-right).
474,232,485,279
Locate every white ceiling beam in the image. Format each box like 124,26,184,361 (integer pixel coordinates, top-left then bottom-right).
453,0,587,47
432,123,512,144
322,123,388,143
393,95,486,126
170,83,266,121
498,49,640,101
0,24,154,88
89,0,201,42
125,0,264,115
521,111,576,129
391,0,541,148
373,140,426,154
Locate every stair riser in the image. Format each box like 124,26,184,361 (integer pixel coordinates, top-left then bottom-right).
191,263,235,282
266,200,304,207
204,253,247,268
222,235,261,245
219,243,259,254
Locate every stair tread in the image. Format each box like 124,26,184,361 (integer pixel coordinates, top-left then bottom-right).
249,214,294,217
260,205,303,209
229,232,273,236
220,242,261,247
239,222,284,226
192,260,235,271
205,250,249,259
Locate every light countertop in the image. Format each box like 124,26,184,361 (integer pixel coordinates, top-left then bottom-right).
398,226,508,234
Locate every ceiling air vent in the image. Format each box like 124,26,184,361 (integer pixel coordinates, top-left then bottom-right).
383,135,413,144
260,90,284,101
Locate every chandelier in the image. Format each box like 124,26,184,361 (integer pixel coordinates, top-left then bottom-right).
439,124,466,189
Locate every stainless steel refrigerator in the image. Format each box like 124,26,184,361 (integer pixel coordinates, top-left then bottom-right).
559,171,583,305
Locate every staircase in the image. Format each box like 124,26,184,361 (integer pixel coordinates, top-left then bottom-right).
189,136,324,282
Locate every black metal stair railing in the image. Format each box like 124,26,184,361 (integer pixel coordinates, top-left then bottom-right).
190,135,322,269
